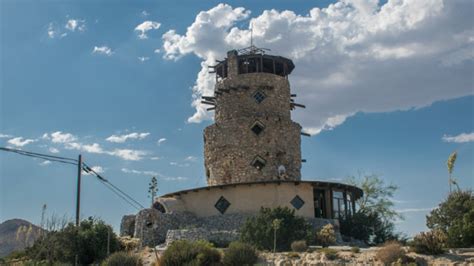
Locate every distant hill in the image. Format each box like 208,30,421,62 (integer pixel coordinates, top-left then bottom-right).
0,219,42,258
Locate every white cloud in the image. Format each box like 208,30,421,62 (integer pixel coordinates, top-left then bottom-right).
0,134,12,138
157,138,167,145
141,10,150,17
154,48,161,54
47,22,60,39
108,149,147,161
396,207,434,213
170,161,190,167
65,19,86,32
138,56,150,62
48,147,60,153
184,156,198,162
51,131,77,143
121,168,188,181
150,156,161,160
39,160,51,166
135,21,161,39
7,137,36,147
106,132,150,143
442,132,474,143
92,46,113,56
162,1,474,133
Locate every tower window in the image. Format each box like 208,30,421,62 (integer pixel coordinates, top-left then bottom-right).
251,156,266,170
291,195,305,210
215,196,231,214
251,121,265,135
253,91,266,104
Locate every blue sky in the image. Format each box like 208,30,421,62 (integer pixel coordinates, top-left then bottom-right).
0,0,472,237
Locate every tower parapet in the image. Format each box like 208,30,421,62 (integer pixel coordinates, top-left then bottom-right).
203,47,304,186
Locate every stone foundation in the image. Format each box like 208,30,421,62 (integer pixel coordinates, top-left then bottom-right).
121,209,342,247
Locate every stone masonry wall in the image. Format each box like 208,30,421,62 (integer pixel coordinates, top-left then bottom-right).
204,51,302,186
123,209,341,247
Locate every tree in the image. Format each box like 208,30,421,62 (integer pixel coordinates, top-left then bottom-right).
342,174,402,245
148,176,158,206
426,190,474,248
240,207,312,251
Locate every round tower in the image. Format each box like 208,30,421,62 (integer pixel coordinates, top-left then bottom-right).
203,47,305,186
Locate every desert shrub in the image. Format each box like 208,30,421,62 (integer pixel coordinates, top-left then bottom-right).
316,224,336,247
240,207,312,251
102,252,141,266
26,217,120,264
426,190,474,248
375,241,405,264
222,241,258,266
320,248,338,260
291,240,308,252
118,236,140,251
410,230,446,255
160,240,221,266
350,246,360,253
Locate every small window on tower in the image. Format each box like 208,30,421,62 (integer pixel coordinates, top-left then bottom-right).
251,156,266,170
251,121,265,135
253,91,266,104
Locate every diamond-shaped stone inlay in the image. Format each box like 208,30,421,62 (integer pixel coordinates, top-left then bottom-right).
253,91,266,103
251,121,265,135
215,196,231,214
291,195,305,210
251,156,266,170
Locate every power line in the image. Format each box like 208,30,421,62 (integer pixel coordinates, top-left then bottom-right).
1,146,145,210
83,162,145,210
0,147,78,166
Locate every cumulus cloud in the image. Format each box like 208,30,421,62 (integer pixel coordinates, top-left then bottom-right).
135,21,161,39
47,18,85,39
161,1,474,133
121,168,188,181
157,138,167,145
65,19,86,32
106,132,150,143
442,132,474,143
0,134,12,138
92,46,113,56
108,149,147,161
64,141,147,161
7,137,36,147
48,147,60,153
39,160,52,166
184,156,198,162
50,131,77,143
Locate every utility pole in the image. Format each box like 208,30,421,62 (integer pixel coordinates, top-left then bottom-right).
76,154,82,226
75,154,82,266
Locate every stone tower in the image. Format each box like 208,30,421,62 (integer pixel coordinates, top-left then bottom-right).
203,47,305,186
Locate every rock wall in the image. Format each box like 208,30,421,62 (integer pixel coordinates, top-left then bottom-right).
122,209,341,247
204,51,302,186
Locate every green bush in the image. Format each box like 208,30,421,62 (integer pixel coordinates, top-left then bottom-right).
102,252,141,266
240,207,312,251
375,241,405,264
160,240,221,266
410,230,446,255
222,242,258,266
290,240,308,252
222,241,258,266
320,248,338,260
316,224,336,247
350,246,360,253
25,217,120,264
427,190,474,248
